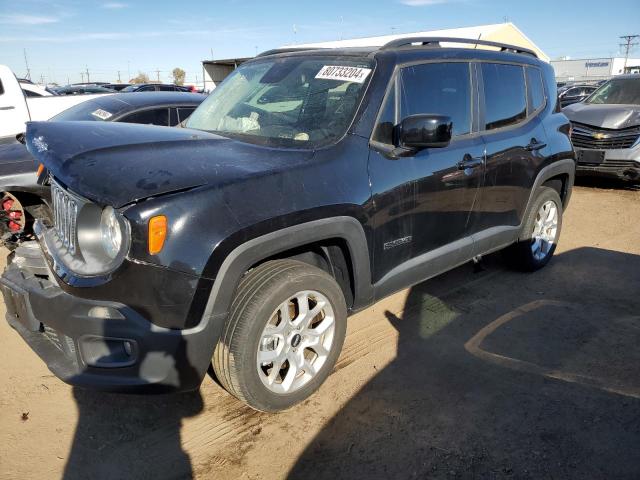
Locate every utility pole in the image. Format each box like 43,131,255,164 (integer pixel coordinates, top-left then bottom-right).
23,49,31,80
619,35,639,71
155,68,161,82
85,65,90,84
117,71,121,82
80,72,85,83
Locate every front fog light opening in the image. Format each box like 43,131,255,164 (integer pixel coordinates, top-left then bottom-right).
79,336,137,368
100,206,123,260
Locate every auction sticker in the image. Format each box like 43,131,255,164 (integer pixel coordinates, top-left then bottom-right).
91,109,113,120
315,65,372,84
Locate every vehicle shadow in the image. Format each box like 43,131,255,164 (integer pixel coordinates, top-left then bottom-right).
575,175,639,191
288,247,640,479
62,326,204,479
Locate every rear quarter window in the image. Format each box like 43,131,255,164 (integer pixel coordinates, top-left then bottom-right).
526,67,545,112
481,63,527,130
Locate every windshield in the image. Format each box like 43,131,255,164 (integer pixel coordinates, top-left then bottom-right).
586,78,640,105
50,97,129,122
186,56,374,148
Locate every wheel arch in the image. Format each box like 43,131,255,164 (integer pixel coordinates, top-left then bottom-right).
201,217,374,321
518,158,575,241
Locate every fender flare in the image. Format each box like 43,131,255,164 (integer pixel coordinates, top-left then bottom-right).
201,216,374,321
518,158,575,240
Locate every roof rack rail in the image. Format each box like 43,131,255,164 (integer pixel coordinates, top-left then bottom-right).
256,47,326,58
380,37,538,58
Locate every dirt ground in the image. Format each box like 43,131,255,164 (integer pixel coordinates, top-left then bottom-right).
1,179,639,480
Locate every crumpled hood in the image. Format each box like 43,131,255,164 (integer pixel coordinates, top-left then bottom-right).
563,103,640,129
25,121,314,208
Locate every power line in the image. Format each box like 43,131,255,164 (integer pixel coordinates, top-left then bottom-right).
619,34,639,71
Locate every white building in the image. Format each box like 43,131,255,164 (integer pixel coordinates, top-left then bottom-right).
551,57,640,82
202,22,548,91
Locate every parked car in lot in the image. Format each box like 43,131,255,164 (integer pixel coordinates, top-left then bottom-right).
19,80,55,97
121,83,190,92
564,74,640,181
2,38,574,412
559,84,598,108
102,83,131,91
53,85,116,95
0,65,114,139
0,92,206,248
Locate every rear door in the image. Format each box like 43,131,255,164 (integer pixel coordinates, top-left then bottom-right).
472,62,549,240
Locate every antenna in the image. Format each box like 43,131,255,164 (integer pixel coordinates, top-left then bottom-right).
619,35,639,71
23,49,31,80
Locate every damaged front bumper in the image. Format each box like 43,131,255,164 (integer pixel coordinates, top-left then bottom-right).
575,146,640,181
0,242,224,393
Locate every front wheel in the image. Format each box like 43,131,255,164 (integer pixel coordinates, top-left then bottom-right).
212,259,347,412
506,186,563,271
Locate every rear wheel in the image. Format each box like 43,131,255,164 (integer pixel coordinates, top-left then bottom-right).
212,259,347,412
506,186,563,271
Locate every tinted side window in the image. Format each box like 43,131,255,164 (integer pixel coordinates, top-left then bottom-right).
481,63,526,130
120,108,169,126
176,107,196,123
526,67,545,112
138,85,156,92
158,85,175,91
399,62,471,136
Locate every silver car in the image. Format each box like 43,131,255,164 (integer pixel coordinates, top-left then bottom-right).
563,74,640,182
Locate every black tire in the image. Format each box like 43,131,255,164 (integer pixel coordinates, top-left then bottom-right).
505,186,563,271
212,259,347,412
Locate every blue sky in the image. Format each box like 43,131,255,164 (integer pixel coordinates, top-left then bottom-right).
0,0,638,85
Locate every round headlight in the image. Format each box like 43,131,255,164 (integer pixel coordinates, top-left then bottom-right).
100,206,123,259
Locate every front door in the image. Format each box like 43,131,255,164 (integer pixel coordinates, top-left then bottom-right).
369,61,484,283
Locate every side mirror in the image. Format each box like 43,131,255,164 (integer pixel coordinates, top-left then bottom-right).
397,114,453,150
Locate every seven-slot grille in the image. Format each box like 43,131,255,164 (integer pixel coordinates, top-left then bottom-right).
50,180,79,254
570,122,640,150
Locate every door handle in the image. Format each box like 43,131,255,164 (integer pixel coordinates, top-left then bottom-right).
525,138,547,151
0,106,15,111
457,153,484,170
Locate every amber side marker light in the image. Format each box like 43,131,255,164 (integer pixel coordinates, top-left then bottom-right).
36,163,45,177
148,215,167,255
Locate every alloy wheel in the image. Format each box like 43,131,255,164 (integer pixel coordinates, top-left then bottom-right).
257,290,335,394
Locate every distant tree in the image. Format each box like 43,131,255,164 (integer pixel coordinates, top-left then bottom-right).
131,72,149,84
172,68,186,86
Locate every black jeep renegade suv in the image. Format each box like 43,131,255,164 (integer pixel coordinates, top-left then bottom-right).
1,38,575,412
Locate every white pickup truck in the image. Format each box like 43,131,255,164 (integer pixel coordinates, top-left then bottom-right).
0,65,114,139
